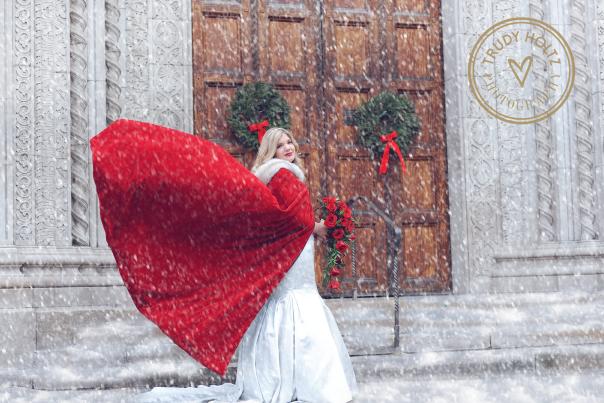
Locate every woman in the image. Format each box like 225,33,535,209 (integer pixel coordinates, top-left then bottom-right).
90,120,357,402
238,127,358,401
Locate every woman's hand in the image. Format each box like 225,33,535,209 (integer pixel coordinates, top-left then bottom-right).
314,219,327,240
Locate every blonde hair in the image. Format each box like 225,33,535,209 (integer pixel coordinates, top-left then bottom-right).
252,127,305,172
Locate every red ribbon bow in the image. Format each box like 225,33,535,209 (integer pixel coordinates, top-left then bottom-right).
248,120,270,144
379,131,408,175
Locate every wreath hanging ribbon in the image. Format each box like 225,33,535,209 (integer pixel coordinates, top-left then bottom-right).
350,91,419,176
379,131,408,175
248,120,270,143
227,82,290,151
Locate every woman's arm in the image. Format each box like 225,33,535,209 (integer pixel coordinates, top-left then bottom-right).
314,219,327,240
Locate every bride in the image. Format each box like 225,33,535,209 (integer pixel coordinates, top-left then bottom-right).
131,127,358,402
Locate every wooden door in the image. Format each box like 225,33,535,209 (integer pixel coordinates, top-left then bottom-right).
384,1,451,294
320,0,388,296
192,0,322,189
192,0,254,164
320,0,450,295
193,0,451,295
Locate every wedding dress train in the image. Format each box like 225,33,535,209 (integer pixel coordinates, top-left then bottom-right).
133,233,358,403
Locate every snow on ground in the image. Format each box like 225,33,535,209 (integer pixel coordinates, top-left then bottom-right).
355,371,604,403
2,370,603,403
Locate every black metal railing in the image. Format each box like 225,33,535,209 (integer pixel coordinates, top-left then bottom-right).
346,195,402,349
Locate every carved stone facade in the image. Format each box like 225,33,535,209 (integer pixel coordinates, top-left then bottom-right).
0,0,193,370
0,0,604,372
1,0,193,249
443,0,604,293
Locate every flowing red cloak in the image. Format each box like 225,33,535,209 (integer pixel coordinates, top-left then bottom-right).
90,119,315,376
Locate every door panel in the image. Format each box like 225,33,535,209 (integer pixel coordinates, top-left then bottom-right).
321,0,387,295
379,1,450,293
192,0,254,165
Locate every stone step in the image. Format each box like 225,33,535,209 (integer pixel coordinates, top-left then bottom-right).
344,323,604,353
73,317,161,345
5,291,602,391
8,341,604,391
27,320,604,390
66,305,603,347
36,339,195,371
352,343,604,382
326,292,604,312
32,353,237,390
330,298,603,326
54,294,604,362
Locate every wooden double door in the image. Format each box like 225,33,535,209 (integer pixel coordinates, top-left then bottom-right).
192,0,451,295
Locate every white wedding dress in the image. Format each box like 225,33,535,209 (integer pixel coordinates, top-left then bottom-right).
133,233,358,403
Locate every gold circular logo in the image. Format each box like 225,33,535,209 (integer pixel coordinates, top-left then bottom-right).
468,17,575,124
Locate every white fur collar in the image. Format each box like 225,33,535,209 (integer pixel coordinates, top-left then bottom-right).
252,158,305,185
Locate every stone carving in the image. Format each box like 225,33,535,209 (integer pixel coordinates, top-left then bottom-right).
54,0,71,246
70,0,90,246
105,0,122,124
153,0,183,20
529,0,556,242
124,0,150,121
463,0,496,284
494,0,527,244
34,0,70,246
462,0,489,34
122,0,189,130
468,119,497,280
152,20,184,129
570,0,598,240
498,123,526,243
14,0,35,244
599,4,604,164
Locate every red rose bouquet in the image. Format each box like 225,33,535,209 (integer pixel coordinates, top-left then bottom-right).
318,197,358,291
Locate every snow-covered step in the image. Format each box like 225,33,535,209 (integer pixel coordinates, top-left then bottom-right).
6,342,604,391
36,338,193,372
330,297,602,328
73,318,161,345
32,338,604,390
327,291,602,315
33,352,236,390
48,291,604,365
352,343,604,382
5,291,602,391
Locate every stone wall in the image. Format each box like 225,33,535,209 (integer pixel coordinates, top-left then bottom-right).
442,0,604,293
0,0,192,371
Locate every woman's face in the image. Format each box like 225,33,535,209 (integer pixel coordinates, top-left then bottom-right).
274,133,296,163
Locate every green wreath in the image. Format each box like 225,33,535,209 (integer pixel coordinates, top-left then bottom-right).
227,82,291,150
351,91,420,162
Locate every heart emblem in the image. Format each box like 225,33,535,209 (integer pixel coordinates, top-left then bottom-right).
508,56,533,87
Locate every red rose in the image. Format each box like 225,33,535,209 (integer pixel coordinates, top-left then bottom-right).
332,228,345,240
330,267,341,276
336,240,348,253
322,196,336,204
326,201,337,212
328,278,340,290
343,208,352,218
337,201,347,210
346,221,355,232
349,234,356,241
324,214,338,228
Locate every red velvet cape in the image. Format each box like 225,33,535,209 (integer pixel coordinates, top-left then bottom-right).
90,119,315,376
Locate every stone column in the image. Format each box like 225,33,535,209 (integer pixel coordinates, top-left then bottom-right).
443,0,604,293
